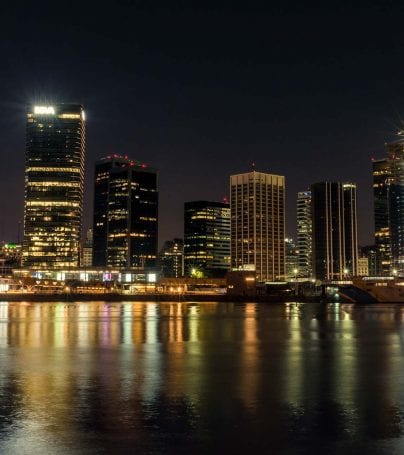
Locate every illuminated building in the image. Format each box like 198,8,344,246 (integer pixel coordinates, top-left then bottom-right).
386,139,404,275
285,238,299,280
158,238,184,278
359,245,379,276
296,191,312,278
311,182,358,280
372,158,391,275
92,155,158,268
23,104,85,268
230,171,285,282
184,201,230,277
81,229,93,267
357,256,369,276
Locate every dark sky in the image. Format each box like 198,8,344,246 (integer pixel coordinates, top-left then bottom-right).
0,1,404,247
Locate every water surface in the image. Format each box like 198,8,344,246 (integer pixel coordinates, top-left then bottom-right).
0,301,404,454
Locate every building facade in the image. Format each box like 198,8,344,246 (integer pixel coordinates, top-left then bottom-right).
372,158,391,275
184,201,230,277
296,190,312,278
81,228,93,267
359,245,380,276
285,237,299,280
158,238,184,278
311,182,358,281
93,155,158,269
230,171,285,282
386,139,404,275
23,104,85,268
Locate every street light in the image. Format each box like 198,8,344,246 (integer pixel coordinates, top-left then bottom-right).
293,268,298,295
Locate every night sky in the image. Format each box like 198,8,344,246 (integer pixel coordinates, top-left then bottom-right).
1,1,404,247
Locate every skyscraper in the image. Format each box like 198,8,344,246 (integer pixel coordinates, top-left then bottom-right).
372,158,391,275
296,190,312,278
92,155,158,269
311,182,358,281
23,104,85,268
386,139,404,275
285,237,299,280
183,201,230,277
230,171,285,282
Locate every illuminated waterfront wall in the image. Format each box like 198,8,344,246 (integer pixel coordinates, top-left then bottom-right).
23,104,85,269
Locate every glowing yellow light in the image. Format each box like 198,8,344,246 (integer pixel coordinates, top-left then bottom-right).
58,113,81,119
34,106,55,115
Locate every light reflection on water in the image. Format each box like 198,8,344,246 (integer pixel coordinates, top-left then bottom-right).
0,302,404,453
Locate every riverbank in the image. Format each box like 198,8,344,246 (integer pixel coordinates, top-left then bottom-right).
0,292,316,303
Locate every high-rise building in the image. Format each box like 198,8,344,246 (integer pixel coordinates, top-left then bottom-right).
81,228,93,267
311,182,358,281
285,237,299,280
386,139,404,275
230,171,285,282
92,155,158,269
359,245,379,276
23,104,85,268
296,190,312,278
372,158,391,275
184,201,230,277
158,238,184,278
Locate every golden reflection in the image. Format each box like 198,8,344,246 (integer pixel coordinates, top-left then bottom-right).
238,303,259,408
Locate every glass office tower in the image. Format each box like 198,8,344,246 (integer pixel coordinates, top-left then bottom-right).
93,155,158,269
386,139,404,275
311,182,358,281
23,104,85,268
184,201,230,277
372,158,391,275
297,190,312,278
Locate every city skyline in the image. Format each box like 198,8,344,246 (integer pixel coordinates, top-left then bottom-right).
4,98,404,252
2,3,404,246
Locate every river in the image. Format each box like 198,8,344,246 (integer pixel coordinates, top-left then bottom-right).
0,301,404,454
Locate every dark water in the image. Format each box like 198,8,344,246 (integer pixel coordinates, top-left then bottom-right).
0,302,404,454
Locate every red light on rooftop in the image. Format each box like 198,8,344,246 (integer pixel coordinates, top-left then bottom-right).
141,163,147,168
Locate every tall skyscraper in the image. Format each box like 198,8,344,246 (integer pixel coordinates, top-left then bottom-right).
23,104,85,268
285,237,299,280
372,158,391,275
93,155,158,269
296,190,312,278
230,171,285,282
184,201,230,277
311,182,358,281
386,139,404,275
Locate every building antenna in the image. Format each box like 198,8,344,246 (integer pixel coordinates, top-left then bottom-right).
251,161,256,171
